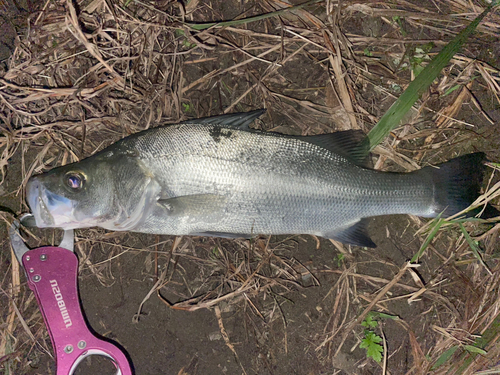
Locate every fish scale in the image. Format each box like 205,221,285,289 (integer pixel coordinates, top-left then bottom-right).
25,110,494,247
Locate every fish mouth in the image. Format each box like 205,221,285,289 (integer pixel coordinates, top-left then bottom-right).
26,177,73,228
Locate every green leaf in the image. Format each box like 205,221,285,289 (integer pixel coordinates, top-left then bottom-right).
336,253,345,267
362,314,378,328
456,316,500,372
182,102,193,113
183,40,197,48
367,332,382,343
361,332,384,363
359,2,497,154
362,311,399,329
459,223,491,274
463,345,487,355
392,16,407,37
412,64,425,77
431,346,459,370
374,312,400,321
442,84,461,97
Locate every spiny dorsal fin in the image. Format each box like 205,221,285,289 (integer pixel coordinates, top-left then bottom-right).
182,110,370,165
181,109,266,130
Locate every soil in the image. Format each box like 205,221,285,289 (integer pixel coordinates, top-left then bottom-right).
1,1,500,375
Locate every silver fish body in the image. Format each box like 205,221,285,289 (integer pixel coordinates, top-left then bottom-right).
26,111,491,247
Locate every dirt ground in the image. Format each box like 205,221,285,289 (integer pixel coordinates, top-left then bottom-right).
1,0,500,374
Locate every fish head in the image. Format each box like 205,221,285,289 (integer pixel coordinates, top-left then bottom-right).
26,157,118,229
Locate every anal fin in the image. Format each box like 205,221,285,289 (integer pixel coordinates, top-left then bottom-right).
324,218,376,248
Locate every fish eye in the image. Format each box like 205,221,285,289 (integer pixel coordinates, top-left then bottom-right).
65,172,85,190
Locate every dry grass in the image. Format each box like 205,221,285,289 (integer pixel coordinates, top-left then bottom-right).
1,0,500,374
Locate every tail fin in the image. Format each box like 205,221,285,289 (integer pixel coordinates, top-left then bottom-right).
422,152,498,219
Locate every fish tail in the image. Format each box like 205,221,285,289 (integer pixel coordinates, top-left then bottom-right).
422,152,498,218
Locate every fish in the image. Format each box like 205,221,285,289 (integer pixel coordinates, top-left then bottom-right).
25,109,496,247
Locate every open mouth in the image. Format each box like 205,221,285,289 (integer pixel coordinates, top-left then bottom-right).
26,177,73,228
26,177,53,227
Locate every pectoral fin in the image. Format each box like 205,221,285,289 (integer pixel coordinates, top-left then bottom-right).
157,194,227,219
324,218,376,248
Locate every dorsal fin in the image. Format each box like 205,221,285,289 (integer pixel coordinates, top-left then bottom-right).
181,109,266,130
182,110,369,165
298,130,368,166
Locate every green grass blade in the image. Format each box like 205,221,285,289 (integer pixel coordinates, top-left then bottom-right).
411,216,444,263
185,0,323,31
458,223,492,275
373,312,400,321
360,2,498,153
463,345,487,355
454,311,500,373
431,346,459,370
